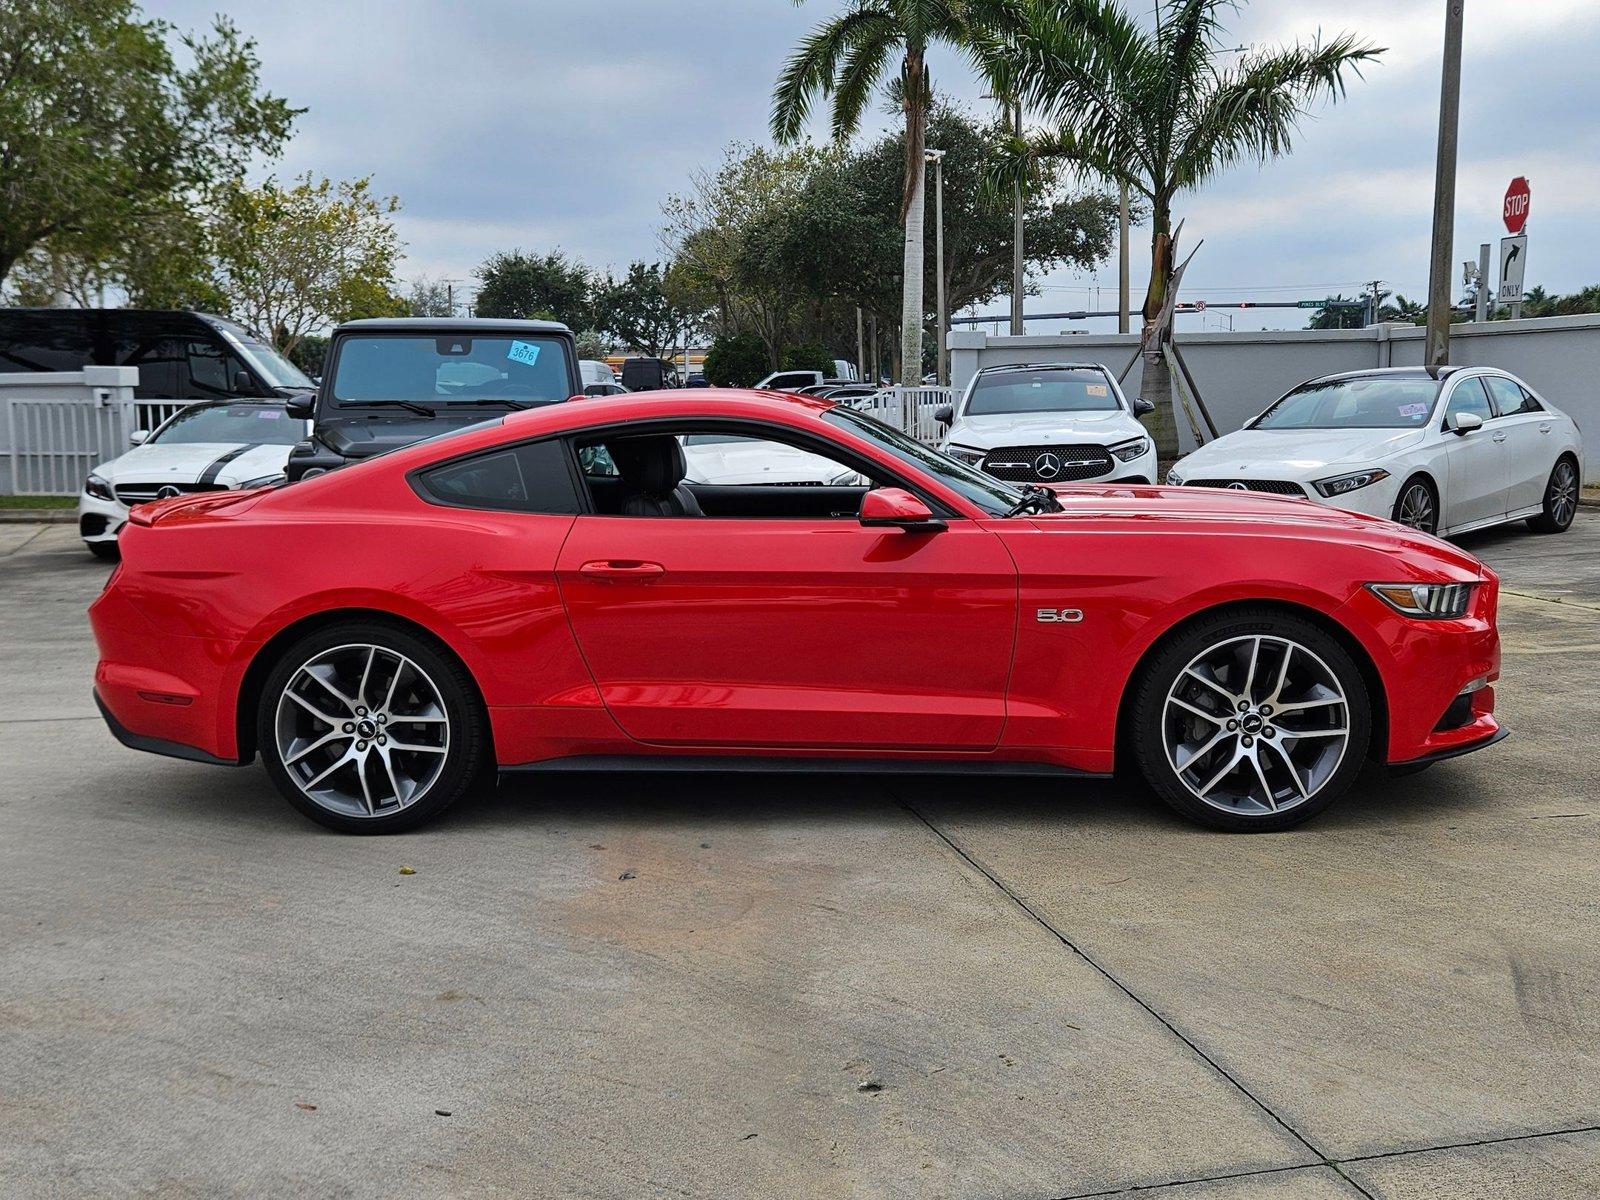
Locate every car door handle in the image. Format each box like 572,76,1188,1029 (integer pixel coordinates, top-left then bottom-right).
579,560,666,582
1540,424,1552,434
1492,433,1507,443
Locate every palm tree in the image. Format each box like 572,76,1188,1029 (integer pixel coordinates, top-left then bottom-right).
772,0,1017,385
996,0,1381,456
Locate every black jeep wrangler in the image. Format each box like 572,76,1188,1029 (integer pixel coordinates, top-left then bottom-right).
286,318,581,481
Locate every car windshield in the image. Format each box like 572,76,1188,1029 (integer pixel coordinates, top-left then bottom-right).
966,368,1121,415
823,406,1024,516
218,330,314,390
1253,376,1442,430
330,334,570,407
152,404,308,445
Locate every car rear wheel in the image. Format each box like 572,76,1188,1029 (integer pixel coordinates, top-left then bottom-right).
1527,457,1578,533
1391,476,1438,534
258,622,487,833
1131,609,1371,832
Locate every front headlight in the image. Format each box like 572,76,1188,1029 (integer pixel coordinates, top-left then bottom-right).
1367,582,1474,619
85,473,114,501
1165,469,1184,486
237,473,285,490
1111,436,1150,462
945,445,986,467
1314,468,1390,498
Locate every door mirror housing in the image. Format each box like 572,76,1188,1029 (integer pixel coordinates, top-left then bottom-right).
128,429,149,447
933,403,954,425
1450,411,1484,435
230,368,255,395
859,487,945,532
285,393,315,420
1132,397,1156,417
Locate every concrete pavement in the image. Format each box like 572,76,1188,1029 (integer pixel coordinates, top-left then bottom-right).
3,515,1598,1198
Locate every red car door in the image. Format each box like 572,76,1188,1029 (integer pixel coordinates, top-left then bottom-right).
556,515,1017,750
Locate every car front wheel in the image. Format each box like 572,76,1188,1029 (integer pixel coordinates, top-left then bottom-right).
1527,457,1578,533
258,621,488,833
1131,609,1372,832
1392,476,1438,534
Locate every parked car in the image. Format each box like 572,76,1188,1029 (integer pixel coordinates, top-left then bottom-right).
78,400,309,559
756,369,826,391
620,357,680,391
938,363,1159,485
584,382,629,397
1166,367,1583,537
284,318,580,481
0,308,314,401
94,390,1503,836
684,372,709,388
579,359,618,389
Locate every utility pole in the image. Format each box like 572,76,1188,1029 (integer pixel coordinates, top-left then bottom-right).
1367,279,1385,326
1010,101,1024,335
926,149,948,385
1475,243,1491,321
1118,184,1131,335
855,305,865,382
1425,0,1465,366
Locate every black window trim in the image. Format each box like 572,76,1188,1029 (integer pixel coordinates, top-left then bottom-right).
559,414,961,520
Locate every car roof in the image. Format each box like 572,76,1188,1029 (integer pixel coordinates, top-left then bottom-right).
1306,366,1464,385
335,317,571,334
975,362,1108,374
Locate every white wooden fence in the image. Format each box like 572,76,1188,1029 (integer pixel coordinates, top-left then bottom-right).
852,386,955,445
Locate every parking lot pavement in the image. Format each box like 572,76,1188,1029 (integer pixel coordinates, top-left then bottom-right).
3,515,1599,1198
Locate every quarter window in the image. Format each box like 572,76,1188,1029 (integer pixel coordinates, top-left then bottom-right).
416,439,580,514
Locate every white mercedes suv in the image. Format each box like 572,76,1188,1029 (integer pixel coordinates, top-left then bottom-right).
1167,367,1583,537
938,363,1158,486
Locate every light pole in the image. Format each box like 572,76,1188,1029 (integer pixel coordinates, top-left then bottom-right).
1118,184,1130,334
1425,0,1465,366
1010,101,1024,335
925,148,947,386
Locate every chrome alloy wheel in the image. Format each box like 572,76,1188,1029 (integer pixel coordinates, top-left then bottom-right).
1162,635,1351,816
1397,482,1436,533
1549,460,1578,528
273,643,450,819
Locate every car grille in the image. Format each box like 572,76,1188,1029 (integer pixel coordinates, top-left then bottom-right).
114,481,228,505
1188,478,1306,497
982,444,1113,483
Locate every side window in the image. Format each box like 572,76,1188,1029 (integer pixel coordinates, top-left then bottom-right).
0,312,94,372
186,340,238,397
1482,375,1540,416
121,337,187,400
415,439,580,514
1443,378,1493,426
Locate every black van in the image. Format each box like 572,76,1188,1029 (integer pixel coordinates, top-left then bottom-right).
285,318,581,481
620,357,680,392
0,308,315,400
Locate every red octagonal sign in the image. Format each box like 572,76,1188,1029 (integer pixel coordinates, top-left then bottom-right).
1503,176,1531,234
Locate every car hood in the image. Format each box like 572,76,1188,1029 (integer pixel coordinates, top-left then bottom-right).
1174,426,1427,478
947,410,1142,449
96,441,294,485
1015,483,1486,576
682,439,854,485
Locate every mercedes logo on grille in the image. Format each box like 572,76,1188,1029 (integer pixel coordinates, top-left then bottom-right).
1034,451,1062,480
156,485,182,500
1227,481,1249,491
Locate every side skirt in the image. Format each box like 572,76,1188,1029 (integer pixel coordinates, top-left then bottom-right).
500,754,1111,780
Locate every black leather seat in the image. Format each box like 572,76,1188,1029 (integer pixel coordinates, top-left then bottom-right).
608,435,703,517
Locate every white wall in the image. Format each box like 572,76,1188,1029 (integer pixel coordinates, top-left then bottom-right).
950,315,1599,480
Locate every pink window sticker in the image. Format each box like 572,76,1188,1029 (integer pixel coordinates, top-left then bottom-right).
257,410,282,418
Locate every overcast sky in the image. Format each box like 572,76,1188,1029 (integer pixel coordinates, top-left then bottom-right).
149,0,1600,333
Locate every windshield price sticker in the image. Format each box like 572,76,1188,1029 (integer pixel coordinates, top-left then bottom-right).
257,410,282,419
1398,402,1428,420
1086,384,1109,396
507,340,542,367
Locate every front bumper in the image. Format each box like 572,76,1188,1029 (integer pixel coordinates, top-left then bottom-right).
76,491,129,545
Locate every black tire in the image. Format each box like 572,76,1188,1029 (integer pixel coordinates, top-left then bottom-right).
87,540,120,561
1391,475,1439,535
1526,456,1579,533
1130,607,1372,832
257,620,488,834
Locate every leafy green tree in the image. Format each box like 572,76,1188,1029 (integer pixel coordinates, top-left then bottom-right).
702,332,770,387
1521,284,1600,319
473,249,591,327
996,0,1380,455
592,261,707,359
211,174,405,357
772,0,1019,384
406,276,456,317
0,0,298,287
573,330,614,361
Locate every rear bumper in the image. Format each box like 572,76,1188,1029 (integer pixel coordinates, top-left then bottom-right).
94,689,242,766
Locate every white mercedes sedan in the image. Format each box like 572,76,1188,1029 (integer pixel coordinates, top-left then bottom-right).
1166,367,1583,537
78,400,308,558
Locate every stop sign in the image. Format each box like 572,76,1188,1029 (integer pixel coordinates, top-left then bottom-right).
1503,176,1531,234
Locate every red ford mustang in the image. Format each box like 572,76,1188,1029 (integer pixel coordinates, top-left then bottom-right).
90,391,1504,834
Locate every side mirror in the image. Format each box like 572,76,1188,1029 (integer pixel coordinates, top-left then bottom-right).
1451,411,1483,435
934,403,954,425
859,487,945,532
1132,397,1156,417
129,429,149,447
285,394,315,420
230,368,255,395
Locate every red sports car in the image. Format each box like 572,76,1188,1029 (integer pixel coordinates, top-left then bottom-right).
90,391,1504,834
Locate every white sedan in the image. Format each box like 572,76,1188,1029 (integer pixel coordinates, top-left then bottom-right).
938,362,1159,486
78,400,309,558
1167,367,1583,537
